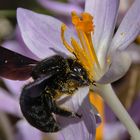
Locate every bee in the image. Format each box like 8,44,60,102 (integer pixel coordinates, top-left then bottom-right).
0,46,90,132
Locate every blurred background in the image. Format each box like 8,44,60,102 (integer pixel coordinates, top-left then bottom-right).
0,0,140,140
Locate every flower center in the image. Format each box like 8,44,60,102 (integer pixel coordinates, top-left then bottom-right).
61,11,100,81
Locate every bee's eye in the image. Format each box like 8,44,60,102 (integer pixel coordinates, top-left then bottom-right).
73,67,82,74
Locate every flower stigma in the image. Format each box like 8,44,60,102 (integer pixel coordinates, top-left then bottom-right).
61,11,101,81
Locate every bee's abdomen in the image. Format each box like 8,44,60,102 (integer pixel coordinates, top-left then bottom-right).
20,90,60,132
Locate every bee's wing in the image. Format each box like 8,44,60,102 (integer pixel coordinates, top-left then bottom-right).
22,75,52,97
0,46,38,80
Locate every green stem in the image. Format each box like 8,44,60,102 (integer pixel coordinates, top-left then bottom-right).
94,84,140,140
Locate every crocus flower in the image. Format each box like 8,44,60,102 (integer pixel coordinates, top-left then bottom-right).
16,0,140,139
16,8,97,138
1,16,97,140
1,3,98,140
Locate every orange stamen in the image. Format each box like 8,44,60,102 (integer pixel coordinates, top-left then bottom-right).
90,92,104,140
72,11,94,33
61,11,104,140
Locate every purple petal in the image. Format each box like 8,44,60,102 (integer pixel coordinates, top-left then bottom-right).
110,0,140,53
68,0,84,5
2,39,39,60
85,0,119,63
37,0,83,16
126,43,140,64
3,40,27,56
52,87,96,140
119,96,140,140
17,8,74,59
105,103,117,122
116,0,132,25
128,95,140,126
104,123,126,140
0,88,22,117
15,26,40,60
15,120,42,140
3,79,27,97
98,51,131,84
3,25,39,60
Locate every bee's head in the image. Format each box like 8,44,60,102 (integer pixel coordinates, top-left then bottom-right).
67,59,91,87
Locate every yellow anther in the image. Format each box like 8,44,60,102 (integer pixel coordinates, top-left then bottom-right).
71,38,90,67
71,11,100,69
61,24,74,53
60,12,101,81
71,37,94,80
82,32,95,62
86,33,101,69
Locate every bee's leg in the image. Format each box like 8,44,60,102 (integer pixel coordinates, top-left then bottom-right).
57,85,78,96
42,114,60,132
43,91,81,118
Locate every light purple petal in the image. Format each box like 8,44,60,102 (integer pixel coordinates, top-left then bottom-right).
116,0,132,26
3,25,39,60
105,104,116,122
119,95,140,140
3,79,27,98
3,40,26,55
17,8,74,59
37,0,83,16
104,123,126,140
15,120,42,140
68,0,85,5
110,0,140,53
15,26,40,60
126,43,140,64
0,88,22,117
85,0,119,66
98,51,131,84
51,87,96,140
2,40,39,60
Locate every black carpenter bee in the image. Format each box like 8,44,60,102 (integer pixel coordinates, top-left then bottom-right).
0,46,90,132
